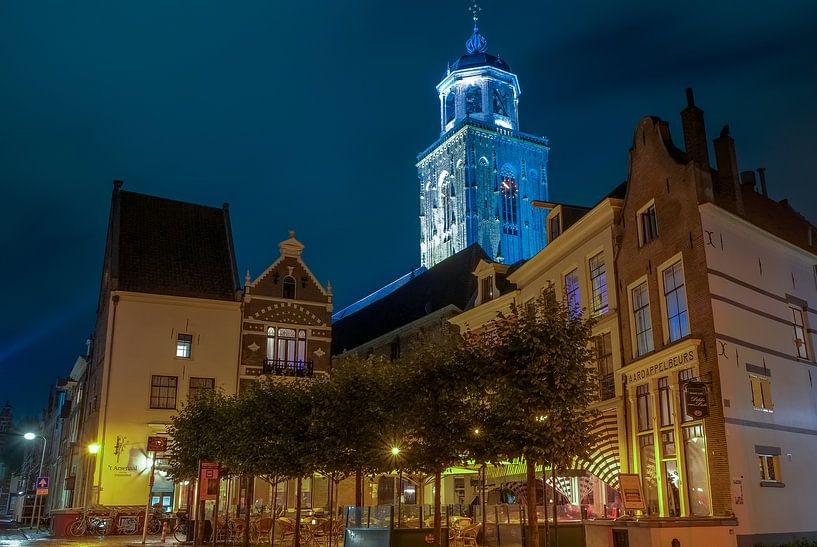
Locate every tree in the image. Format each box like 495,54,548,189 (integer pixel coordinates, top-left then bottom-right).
399,330,474,547
465,285,599,547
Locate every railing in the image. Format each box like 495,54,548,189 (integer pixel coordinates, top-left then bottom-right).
263,359,314,378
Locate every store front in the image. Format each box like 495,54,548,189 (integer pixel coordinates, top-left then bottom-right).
623,341,712,517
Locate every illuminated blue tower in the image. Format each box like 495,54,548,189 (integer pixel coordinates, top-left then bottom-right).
417,14,549,268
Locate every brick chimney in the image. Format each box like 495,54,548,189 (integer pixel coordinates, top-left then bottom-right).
712,125,744,214
681,88,710,167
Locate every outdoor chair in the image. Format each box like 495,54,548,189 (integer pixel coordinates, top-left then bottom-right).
253,517,274,544
461,523,481,547
277,517,297,545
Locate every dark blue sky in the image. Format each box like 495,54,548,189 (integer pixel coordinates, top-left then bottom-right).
2,0,816,419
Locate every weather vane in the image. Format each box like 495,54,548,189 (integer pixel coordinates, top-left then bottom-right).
469,1,482,23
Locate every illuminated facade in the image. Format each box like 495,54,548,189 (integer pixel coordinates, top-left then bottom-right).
417,21,549,268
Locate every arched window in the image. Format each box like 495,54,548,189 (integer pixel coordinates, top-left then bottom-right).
445,91,456,125
282,276,296,299
500,165,519,235
465,85,482,115
265,326,309,374
277,328,297,363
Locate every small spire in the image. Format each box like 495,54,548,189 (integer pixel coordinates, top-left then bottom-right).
244,270,251,285
466,1,487,54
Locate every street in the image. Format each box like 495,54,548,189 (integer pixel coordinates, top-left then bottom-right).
0,518,186,546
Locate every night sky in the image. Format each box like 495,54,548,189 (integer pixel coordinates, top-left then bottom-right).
2,1,816,420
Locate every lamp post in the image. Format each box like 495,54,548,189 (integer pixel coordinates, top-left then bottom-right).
23,432,47,530
85,443,101,511
390,447,402,528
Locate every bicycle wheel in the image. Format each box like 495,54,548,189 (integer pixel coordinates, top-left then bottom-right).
93,517,112,536
68,518,86,537
174,522,188,542
148,518,162,535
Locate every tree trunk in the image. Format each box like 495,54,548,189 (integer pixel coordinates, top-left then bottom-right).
355,470,363,527
434,470,442,547
526,461,539,547
294,477,303,547
243,475,254,547
270,480,278,547
551,468,558,547
542,468,549,547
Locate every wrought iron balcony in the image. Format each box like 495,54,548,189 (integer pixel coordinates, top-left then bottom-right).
263,358,314,378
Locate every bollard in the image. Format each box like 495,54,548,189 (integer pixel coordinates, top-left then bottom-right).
161,521,168,543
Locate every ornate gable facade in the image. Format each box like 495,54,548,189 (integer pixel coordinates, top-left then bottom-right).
239,232,332,385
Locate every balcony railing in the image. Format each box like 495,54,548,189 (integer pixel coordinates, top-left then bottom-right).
263,358,314,378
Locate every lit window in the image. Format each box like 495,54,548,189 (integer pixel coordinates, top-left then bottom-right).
589,252,608,316
564,269,580,315
282,276,296,299
150,376,177,409
482,275,494,303
594,333,614,400
758,454,781,482
632,281,653,356
176,334,192,359
792,307,809,359
639,204,659,245
750,376,774,412
188,377,214,401
663,261,690,342
500,174,519,236
266,327,275,360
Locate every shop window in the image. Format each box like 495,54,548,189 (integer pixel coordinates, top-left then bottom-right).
663,261,690,342
660,430,676,458
149,375,178,409
683,425,711,516
636,384,652,432
176,333,193,358
658,377,673,427
564,269,580,315
792,307,809,359
750,376,774,412
639,203,659,246
589,252,608,316
758,454,781,483
594,333,614,400
662,459,681,517
632,281,653,356
189,377,215,401
282,276,296,299
638,434,659,515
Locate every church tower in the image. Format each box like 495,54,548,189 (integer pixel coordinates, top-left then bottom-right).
417,13,550,268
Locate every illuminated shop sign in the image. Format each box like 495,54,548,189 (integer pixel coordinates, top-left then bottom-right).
626,349,696,384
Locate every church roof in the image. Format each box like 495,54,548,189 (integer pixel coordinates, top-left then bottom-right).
449,52,511,74
331,244,488,355
108,184,240,301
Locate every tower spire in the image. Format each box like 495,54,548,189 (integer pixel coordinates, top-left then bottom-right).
466,1,487,54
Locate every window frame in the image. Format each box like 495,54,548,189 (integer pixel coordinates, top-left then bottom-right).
149,375,178,410
188,377,215,401
594,332,614,400
758,454,781,483
481,275,495,303
749,375,774,412
631,279,654,357
176,333,193,359
636,383,652,432
564,268,580,315
588,252,609,317
660,258,691,344
791,307,809,360
637,201,659,246
282,276,297,299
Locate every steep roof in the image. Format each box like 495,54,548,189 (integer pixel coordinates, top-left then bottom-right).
109,185,240,301
331,244,489,355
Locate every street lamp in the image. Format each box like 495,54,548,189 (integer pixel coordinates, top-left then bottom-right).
390,446,403,527
22,432,47,529
83,443,101,511
87,443,101,455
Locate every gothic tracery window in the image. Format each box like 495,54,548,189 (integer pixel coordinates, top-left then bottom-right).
500,165,519,235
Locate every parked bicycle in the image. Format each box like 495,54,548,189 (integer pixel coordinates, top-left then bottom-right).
173,510,190,542
68,511,113,536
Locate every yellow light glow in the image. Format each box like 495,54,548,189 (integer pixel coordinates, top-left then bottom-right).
88,443,101,454
473,428,480,435
391,447,400,456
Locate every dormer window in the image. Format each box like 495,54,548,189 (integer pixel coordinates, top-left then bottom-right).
549,214,562,241
639,203,659,246
282,276,296,299
482,275,495,303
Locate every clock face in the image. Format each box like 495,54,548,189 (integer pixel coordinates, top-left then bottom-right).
493,88,509,117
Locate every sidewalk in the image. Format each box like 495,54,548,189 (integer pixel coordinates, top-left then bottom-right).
19,529,189,545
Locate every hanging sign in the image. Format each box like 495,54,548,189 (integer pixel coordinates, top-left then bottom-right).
618,474,645,511
198,461,221,501
147,436,168,452
684,382,709,419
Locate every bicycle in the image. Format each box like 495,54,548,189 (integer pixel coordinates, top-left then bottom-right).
173,510,190,542
68,511,112,536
